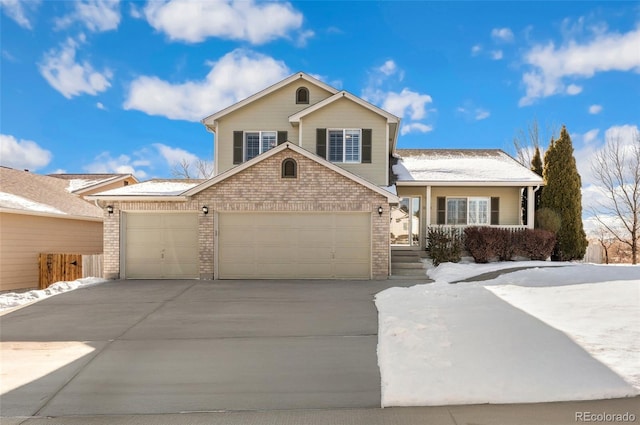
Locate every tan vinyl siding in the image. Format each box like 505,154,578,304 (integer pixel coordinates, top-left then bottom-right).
216,82,334,174
299,97,388,185
0,213,103,291
429,186,521,225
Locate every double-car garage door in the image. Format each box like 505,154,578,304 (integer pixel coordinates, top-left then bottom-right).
123,212,371,279
218,212,371,279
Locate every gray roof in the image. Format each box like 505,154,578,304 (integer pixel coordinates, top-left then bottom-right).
0,167,102,218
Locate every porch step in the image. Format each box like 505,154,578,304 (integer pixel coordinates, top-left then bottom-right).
391,249,429,278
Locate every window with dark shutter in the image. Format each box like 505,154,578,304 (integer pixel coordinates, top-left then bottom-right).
362,128,372,163
316,128,327,159
437,197,446,225
491,197,500,225
233,131,243,164
277,131,288,145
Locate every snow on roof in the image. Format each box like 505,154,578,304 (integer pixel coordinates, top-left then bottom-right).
394,149,543,183
95,180,201,196
0,192,67,214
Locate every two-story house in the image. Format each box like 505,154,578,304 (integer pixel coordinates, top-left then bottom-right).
90,72,542,280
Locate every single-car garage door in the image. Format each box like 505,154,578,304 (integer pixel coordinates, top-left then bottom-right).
124,212,199,279
218,212,371,279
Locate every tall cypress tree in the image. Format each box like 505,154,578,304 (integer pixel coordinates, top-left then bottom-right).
530,146,544,211
531,147,543,176
541,126,588,260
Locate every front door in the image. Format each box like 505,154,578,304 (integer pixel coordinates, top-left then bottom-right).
391,197,420,246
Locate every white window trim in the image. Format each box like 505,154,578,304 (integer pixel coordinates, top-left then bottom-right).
446,196,490,226
327,128,361,164
245,130,277,161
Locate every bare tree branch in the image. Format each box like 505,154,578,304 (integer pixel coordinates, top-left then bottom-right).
171,158,214,179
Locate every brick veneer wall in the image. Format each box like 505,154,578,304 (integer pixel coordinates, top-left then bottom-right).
102,148,390,279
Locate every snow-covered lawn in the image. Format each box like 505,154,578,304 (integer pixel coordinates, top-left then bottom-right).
377,263,640,407
0,277,107,313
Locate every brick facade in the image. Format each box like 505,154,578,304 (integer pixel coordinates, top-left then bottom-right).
103,147,391,280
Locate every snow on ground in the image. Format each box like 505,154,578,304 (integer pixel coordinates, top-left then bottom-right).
426,259,570,283
377,263,640,407
0,277,107,312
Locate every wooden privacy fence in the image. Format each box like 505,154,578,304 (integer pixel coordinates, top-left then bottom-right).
38,253,103,289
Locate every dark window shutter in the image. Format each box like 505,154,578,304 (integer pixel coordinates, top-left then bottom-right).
437,197,446,225
362,128,372,163
233,131,243,164
277,131,288,145
316,128,327,159
491,197,500,225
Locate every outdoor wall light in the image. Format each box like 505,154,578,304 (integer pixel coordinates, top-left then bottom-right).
202,206,209,215
378,206,384,216
107,205,114,215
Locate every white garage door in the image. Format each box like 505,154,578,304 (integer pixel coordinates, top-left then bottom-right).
218,212,371,279
124,212,199,279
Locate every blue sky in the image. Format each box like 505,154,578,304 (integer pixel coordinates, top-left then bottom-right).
1,0,639,185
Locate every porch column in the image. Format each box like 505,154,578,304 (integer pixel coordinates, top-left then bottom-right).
425,186,432,227
526,186,535,229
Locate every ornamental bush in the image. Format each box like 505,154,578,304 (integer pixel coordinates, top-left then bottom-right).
465,227,556,263
426,226,463,266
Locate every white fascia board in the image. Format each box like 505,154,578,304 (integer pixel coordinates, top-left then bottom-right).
202,72,339,125
0,208,103,222
396,180,543,187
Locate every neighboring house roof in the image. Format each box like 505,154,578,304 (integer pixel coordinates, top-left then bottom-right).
394,149,544,186
201,72,339,127
48,173,138,194
184,142,399,201
90,179,203,200
0,167,102,219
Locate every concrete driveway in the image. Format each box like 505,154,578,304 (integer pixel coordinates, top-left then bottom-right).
1,279,402,417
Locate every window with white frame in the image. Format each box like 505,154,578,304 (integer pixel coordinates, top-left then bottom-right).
446,197,490,225
328,129,361,163
245,131,276,161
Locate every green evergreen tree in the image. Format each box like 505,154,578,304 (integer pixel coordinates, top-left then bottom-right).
531,147,543,176
541,126,588,260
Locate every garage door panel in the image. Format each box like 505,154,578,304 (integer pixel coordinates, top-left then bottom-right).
218,213,371,279
125,213,199,279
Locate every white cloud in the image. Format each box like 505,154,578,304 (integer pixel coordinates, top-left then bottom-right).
55,0,121,32
381,88,433,121
96,102,106,110
475,109,490,120
0,0,40,29
39,37,112,99
0,134,52,171
589,104,603,114
566,84,583,95
401,123,433,136
154,143,198,166
491,27,514,43
379,60,399,76
519,26,640,106
124,49,289,121
471,44,482,56
491,50,503,60
83,151,149,179
143,0,305,44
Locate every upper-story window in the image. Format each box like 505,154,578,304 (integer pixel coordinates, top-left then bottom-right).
245,131,276,161
281,158,297,178
296,87,309,104
328,129,361,163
